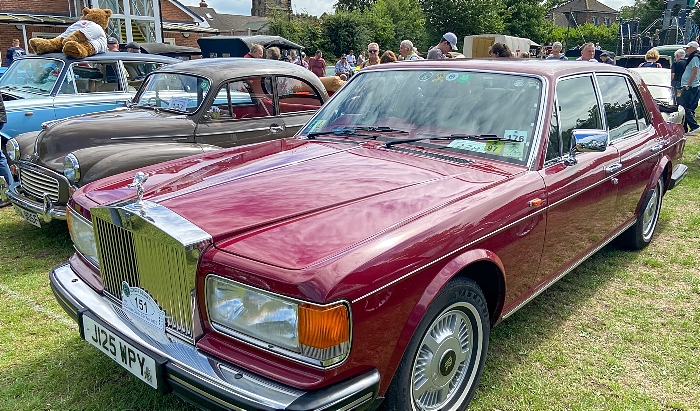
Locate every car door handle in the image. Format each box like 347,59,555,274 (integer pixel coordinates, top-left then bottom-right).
649,143,663,153
604,163,623,174
270,124,285,133
24,112,33,116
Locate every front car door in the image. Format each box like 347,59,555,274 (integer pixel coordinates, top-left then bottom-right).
276,75,325,136
537,74,621,280
53,61,129,120
195,76,285,148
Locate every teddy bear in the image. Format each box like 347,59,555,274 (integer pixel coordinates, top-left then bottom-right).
29,7,112,59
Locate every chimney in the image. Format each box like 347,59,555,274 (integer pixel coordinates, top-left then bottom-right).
200,1,208,6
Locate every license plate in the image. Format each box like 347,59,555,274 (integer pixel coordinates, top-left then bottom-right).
82,314,159,389
13,205,41,228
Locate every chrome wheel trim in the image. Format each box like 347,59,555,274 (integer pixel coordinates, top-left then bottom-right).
641,181,661,242
410,302,480,411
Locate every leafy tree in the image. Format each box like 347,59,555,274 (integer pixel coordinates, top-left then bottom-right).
334,0,376,12
419,0,505,48
370,0,428,51
502,0,549,42
321,11,373,58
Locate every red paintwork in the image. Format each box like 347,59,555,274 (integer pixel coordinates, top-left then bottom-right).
68,59,687,396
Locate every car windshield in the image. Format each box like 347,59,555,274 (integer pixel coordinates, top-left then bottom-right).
646,85,672,104
300,69,543,165
0,58,65,95
133,72,211,113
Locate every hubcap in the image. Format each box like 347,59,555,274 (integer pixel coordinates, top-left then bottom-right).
411,307,474,410
642,183,660,241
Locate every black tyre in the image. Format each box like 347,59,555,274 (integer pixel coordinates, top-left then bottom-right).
382,277,490,411
618,177,663,250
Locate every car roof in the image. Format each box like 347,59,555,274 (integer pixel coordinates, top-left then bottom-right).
18,52,180,64
361,58,632,80
158,57,323,82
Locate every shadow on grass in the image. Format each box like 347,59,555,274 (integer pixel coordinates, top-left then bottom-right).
0,334,198,411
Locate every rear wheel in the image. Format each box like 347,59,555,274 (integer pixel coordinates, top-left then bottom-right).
383,278,490,411
617,177,663,250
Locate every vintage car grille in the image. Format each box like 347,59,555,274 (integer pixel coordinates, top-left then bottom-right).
18,168,60,202
91,202,212,344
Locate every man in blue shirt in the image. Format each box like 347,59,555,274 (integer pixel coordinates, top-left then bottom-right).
680,41,700,133
334,54,351,79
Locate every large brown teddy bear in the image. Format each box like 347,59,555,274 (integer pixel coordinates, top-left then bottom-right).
29,7,112,59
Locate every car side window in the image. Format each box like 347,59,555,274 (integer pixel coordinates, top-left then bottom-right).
629,81,650,130
123,61,166,91
546,100,561,162
208,77,274,121
596,74,638,141
556,75,603,153
57,67,76,95
70,62,122,93
276,76,323,114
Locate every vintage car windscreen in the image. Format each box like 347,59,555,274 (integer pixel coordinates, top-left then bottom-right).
300,69,543,165
133,72,212,113
0,58,65,95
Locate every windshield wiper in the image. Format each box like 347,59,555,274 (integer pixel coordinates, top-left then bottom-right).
307,126,409,139
434,134,501,141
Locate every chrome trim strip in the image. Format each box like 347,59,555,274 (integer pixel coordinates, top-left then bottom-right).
110,134,194,140
325,392,373,411
501,218,636,319
168,375,246,411
195,126,279,136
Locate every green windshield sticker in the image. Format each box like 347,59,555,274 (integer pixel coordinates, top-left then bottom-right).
502,142,526,158
200,80,210,90
309,120,326,131
456,74,471,83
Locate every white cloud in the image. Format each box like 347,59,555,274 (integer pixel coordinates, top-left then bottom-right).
180,0,335,17
600,0,635,10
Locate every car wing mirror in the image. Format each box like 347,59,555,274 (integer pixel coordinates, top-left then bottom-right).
656,100,679,114
565,129,609,166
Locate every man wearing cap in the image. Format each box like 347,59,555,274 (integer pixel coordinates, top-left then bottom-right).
427,32,458,60
107,37,119,52
335,54,352,78
600,52,614,65
125,41,141,53
681,41,700,133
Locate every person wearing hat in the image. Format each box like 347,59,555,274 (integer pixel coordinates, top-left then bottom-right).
107,37,119,52
680,40,700,133
334,54,352,78
427,32,458,60
600,52,614,65
125,41,141,53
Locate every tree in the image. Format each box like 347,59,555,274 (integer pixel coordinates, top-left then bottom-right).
503,0,549,42
370,0,428,51
334,0,376,12
419,0,505,48
322,11,373,58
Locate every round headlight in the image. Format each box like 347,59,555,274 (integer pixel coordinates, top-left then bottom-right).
6,138,20,161
63,154,80,183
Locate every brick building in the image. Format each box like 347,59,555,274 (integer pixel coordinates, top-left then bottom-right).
0,0,218,63
549,0,619,28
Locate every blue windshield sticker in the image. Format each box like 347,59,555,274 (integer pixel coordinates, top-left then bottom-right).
445,73,459,81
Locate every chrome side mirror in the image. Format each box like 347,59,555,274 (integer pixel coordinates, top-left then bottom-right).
565,129,609,166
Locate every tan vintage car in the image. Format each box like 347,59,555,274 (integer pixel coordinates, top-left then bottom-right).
2,58,328,227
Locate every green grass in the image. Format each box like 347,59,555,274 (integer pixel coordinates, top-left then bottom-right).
0,136,699,410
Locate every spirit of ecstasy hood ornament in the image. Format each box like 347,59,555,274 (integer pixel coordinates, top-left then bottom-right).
128,171,149,206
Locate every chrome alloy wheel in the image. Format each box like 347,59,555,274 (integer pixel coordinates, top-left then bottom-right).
411,303,477,410
641,180,662,242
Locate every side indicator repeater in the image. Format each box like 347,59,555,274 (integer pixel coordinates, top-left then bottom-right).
528,198,543,208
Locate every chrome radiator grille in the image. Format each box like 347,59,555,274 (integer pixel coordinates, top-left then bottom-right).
19,168,60,202
92,202,212,344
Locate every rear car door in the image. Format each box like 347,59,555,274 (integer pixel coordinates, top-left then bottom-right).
275,75,325,136
596,74,661,228
195,76,285,147
537,74,620,280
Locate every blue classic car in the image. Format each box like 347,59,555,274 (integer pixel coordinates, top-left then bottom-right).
0,52,178,139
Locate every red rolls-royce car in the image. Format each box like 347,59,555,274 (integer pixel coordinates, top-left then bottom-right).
51,59,687,410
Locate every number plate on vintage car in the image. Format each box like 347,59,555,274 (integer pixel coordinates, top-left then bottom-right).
82,314,159,389
13,205,41,228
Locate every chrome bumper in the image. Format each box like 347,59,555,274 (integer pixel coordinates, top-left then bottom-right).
3,181,66,221
50,263,380,411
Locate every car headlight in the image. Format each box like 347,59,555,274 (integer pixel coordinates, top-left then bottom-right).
206,275,351,367
66,207,98,266
6,138,20,161
63,154,80,183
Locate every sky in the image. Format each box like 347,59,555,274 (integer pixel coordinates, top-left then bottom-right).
183,0,635,19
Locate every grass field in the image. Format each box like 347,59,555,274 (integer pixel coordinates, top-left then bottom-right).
0,136,698,411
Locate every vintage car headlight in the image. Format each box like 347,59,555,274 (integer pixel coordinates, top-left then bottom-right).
63,154,81,183
6,138,20,162
66,208,98,266
206,275,351,366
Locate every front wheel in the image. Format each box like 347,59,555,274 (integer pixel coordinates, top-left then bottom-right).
617,177,664,250
383,278,490,411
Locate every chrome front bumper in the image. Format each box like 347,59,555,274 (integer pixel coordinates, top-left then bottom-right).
2,181,66,221
50,263,380,411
